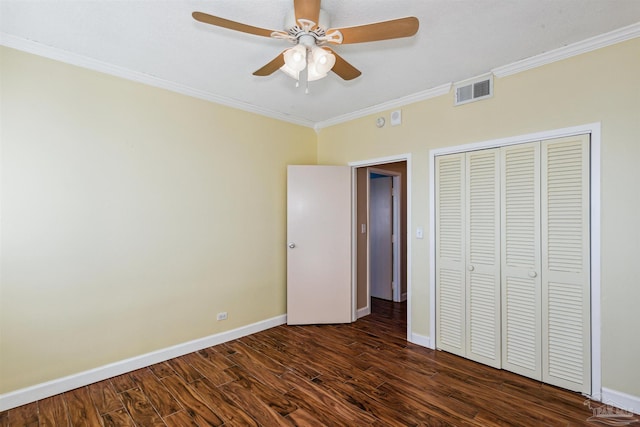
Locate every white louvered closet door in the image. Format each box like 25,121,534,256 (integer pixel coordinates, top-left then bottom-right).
465,149,501,368
541,135,591,394
435,154,466,356
436,135,591,394
501,142,542,380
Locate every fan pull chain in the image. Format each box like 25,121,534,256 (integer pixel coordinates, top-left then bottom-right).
304,64,309,95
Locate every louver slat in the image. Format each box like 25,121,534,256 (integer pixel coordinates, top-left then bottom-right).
436,154,466,355
541,135,591,394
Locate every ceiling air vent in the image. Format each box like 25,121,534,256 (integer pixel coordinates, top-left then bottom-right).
454,74,493,106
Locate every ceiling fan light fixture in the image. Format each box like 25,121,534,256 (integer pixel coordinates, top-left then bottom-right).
281,44,308,79
307,46,336,81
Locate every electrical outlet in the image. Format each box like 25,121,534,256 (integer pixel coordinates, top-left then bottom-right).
216,312,228,321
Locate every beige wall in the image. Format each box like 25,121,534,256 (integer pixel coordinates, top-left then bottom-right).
317,38,640,397
2,36,639,402
0,47,317,393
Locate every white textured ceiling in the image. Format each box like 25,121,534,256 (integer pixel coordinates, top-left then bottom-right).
2,1,640,127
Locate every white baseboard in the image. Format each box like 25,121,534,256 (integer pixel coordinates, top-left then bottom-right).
0,314,287,412
410,333,433,349
356,306,371,319
598,387,640,415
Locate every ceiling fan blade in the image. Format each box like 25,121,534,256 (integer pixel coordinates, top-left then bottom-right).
192,11,275,38
253,52,286,76
294,0,321,26
328,49,361,81
329,17,419,44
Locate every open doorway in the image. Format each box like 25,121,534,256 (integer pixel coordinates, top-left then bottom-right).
355,161,407,320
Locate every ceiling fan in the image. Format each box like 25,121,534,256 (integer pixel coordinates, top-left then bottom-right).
192,0,419,85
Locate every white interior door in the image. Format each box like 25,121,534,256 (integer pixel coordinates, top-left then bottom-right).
286,165,352,325
369,174,393,301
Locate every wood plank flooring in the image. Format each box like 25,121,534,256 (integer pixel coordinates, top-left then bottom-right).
0,298,611,426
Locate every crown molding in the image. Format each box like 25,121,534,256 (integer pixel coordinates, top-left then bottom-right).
314,82,452,131
0,33,449,131
3,21,639,130
493,21,640,78
0,33,316,129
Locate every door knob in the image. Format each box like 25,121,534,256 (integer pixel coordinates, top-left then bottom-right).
529,271,537,278
288,242,296,249
468,265,475,271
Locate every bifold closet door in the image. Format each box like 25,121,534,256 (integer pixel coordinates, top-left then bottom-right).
435,154,466,356
436,149,501,366
501,142,542,380
465,149,501,368
436,136,591,394
500,136,591,394
541,135,591,394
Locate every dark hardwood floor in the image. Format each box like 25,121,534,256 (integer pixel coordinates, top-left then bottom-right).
1,298,612,426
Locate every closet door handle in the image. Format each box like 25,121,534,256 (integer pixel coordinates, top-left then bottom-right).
528,271,537,278
468,265,475,272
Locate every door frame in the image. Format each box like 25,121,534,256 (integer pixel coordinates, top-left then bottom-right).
349,154,412,342
368,168,402,302
428,122,601,397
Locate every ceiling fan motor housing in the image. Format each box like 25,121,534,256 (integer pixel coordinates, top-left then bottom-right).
298,34,316,47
